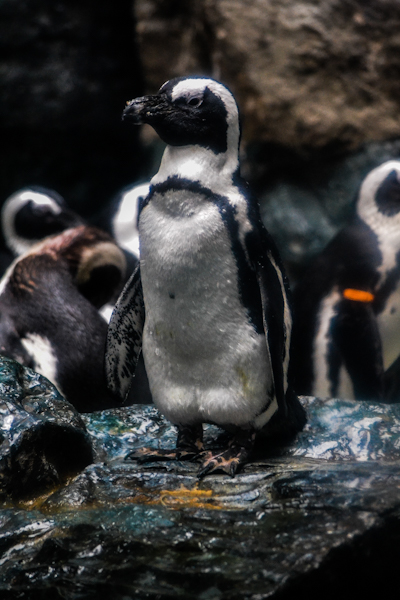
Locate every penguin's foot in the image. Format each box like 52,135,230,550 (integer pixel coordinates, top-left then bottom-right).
125,447,178,462
176,423,204,460
197,429,256,479
125,423,204,463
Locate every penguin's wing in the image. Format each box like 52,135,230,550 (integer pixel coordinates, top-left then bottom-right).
248,225,291,407
332,297,384,400
105,263,145,402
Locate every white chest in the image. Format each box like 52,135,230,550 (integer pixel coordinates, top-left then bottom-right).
138,189,271,427
377,282,400,370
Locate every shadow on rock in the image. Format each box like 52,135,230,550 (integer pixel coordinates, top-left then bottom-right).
0,356,93,500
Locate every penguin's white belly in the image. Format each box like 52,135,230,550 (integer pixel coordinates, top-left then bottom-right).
139,190,271,427
312,289,355,400
377,283,400,370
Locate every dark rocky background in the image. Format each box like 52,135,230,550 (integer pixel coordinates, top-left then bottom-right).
0,0,147,218
2,0,400,279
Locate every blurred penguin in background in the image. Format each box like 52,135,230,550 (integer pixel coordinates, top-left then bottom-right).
0,225,151,410
291,160,400,402
90,181,150,322
98,181,150,260
0,186,83,275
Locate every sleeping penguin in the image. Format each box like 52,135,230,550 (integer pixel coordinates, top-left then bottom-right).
0,186,83,274
0,225,133,412
291,160,400,402
105,76,306,477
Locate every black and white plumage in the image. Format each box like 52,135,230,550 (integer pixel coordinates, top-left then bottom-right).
89,183,149,321
105,182,150,260
0,186,83,268
106,76,306,476
291,160,400,402
0,225,132,412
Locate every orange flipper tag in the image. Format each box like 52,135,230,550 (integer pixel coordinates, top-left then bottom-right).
343,288,375,303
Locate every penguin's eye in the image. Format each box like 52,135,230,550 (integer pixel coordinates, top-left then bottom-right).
187,96,203,108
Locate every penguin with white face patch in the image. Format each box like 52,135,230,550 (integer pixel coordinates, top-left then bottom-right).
106,76,306,477
1,186,83,268
291,160,400,402
0,186,152,404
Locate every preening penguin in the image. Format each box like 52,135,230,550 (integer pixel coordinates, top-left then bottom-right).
0,225,128,412
291,160,400,401
106,76,306,477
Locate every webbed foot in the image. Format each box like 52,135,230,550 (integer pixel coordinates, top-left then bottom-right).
125,447,178,462
125,423,204,463
197,429,256,479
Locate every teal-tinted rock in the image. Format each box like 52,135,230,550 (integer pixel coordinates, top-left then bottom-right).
0,356,93,500
1,398,400,598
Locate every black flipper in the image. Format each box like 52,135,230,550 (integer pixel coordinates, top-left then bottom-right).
247,223,291,411
105,264,145,402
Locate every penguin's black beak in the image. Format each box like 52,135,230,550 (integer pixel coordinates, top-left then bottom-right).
122,94,170,125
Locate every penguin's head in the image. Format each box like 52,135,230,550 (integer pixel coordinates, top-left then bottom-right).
37,225,127,309
1,187,83,257
358,161,400,222
123,77,240,158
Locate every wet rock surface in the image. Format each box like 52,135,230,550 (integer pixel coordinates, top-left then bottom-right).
1,398,400,598
0,357,93,500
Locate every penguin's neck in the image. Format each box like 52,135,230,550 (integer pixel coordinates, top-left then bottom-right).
151,144,240,193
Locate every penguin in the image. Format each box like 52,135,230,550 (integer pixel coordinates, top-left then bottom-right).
105,76,306,477
0,186,84,267
0,225,132,412
0,187,152,404
100,182,150,260
91,182,149,320
291,160,400,402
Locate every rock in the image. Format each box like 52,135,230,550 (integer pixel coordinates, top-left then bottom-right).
134,1,400,281
1,399,400,598
0,357,93,500
135,0,400,151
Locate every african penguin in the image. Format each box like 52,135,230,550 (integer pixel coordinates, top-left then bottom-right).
98,182,150,260
92,182,148,321
0,185,141,321
0,225,150,411
106,76,306,477
291,160,400,402
1,186,83,263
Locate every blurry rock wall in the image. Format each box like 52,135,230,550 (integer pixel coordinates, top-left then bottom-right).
136,0,400,151
2,0,400,277
135,0,400,279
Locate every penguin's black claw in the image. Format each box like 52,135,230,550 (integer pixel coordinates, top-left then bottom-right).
197,451,242,479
